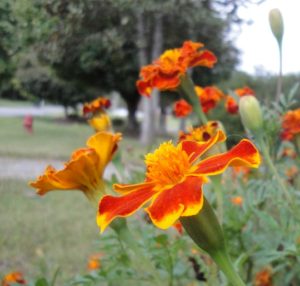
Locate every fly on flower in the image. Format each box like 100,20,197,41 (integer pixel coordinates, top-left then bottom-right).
97,130,260,232
30,132,121,204
137,41,217,97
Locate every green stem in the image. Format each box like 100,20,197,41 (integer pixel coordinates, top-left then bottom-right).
110,219,162,285
276,43,283,102
177,75,208,125
180,198,245,285
256,134,292,204
210,251,246,286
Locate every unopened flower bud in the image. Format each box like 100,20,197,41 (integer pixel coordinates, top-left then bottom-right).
269,8,284,46
239,96,263,133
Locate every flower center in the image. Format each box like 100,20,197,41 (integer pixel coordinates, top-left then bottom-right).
145,141,190,186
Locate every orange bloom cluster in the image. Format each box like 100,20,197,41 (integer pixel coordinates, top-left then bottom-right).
196,86,224,113
254,268,273,286
230,196,243,206
2,272,26,286
179,121,222,142
97,129,260,232
83,97,112,132
173,99,193,118
231,166,251,183
30,132,121,203
225,86,255,114
137,41,217,97
281,108,300,140
87,253,103,271
83,97,111,115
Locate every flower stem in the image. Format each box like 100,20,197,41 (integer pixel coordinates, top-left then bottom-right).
210,251,246,286
211,175,223,223
178,75,208,125
180,197,245,285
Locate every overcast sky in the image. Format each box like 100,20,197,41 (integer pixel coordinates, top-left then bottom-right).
234,0,300,75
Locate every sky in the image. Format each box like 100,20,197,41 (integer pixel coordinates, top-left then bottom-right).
234,0,300,75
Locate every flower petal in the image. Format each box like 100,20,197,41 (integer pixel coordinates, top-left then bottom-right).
181,130,226,163
114,181,155,194
87,132,121,175
145,176,204,229
195,139,260,175
97,186,156,232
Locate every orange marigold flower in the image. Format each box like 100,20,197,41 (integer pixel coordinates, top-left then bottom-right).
225,86,255,114
254,268,273,286
179,121,223,142
230,196,243,206
83,97,111,115
30,132,121,203
235,86,255,97
281,108,300,140
195,86,224,113
136,41,217,97
87,253,103,271
225,96,239,114
173,99,193,118
97,130,260,232
2,272,26,286
88,113,111,132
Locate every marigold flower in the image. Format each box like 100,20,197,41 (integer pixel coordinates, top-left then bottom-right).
136,41,217,97
281,108,300,140
30,132,121,203
173,99,193,118
195,86,224,113
87,253,103,271
225,87,255,114
230,196,243,206
179,121,223,142
83,97,111,115
88,113,111,132
2,272,26,286
254,267,273,286
97,130,260,232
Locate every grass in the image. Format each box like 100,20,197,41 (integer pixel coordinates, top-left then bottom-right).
0,98,34,107
0,179,99,284
0,117,94,159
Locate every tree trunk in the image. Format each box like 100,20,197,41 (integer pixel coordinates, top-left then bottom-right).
138,11,163,146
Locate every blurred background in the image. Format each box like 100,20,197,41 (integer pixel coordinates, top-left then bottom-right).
0,0,299,282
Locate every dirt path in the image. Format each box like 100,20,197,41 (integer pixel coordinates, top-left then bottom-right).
0,157,117,180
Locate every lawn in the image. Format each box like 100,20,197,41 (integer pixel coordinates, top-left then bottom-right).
0,179,98,284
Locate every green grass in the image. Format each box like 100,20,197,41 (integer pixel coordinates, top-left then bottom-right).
0,117,94,159
0,179,99,284
0,98,34,107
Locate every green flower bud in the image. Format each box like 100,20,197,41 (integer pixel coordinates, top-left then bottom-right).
269,8,284,46
239,96,263,133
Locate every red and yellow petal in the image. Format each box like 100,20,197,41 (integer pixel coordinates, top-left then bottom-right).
181,130,226,163
97,187,157,232
195,139,260,176
114,181,155,194
145,176,204,229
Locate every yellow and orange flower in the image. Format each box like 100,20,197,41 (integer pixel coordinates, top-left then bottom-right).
83,97,111,115
137,41,217,97
179,121,223,142
195,86,224,113
230,196,243,206
225,86,255,114
2,272,26,286
254,267,273,286
87,253,103,271
97,130,260,232
30,132,121,203
173,99,193,118
88,113,111,132
281,108,300,140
